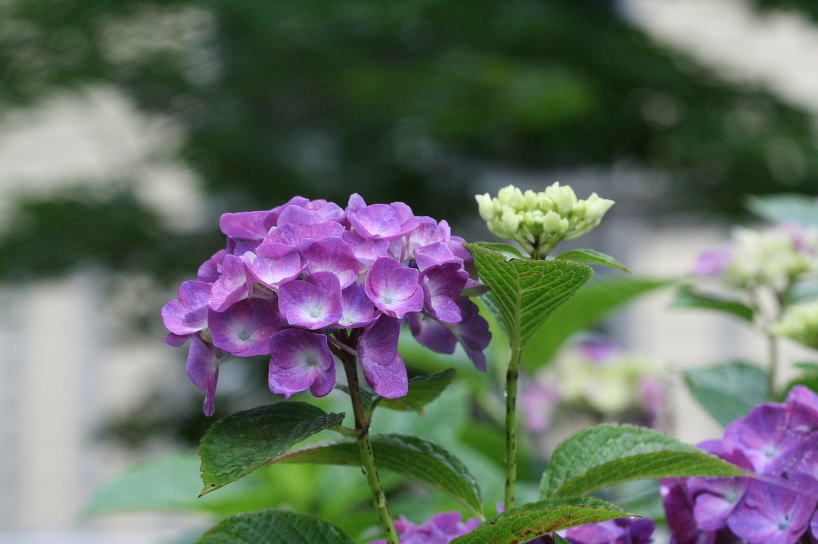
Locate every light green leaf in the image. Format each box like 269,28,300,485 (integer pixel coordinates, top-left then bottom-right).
475,241,525,258
540,424,747,498
199,402,345,495
556,249,629,272
272,433,483,515
520,276,673,370
671,288,754,322
747,194,818,227
552,536,571,544
449,497,628,544
685,361,768,426
466,243,593,349
194,509,354,544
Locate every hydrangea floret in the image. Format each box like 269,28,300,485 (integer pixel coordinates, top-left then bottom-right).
162,194,490,416
476,183,614,259
662,385,818,544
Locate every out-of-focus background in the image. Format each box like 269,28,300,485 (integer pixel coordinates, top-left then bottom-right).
1,0,817,542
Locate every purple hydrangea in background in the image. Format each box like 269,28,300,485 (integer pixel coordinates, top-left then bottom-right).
161,195,491,415
369,512,653,544
662,386,818,544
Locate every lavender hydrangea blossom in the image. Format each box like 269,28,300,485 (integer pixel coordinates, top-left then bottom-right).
662,386,818,544
161,194,491,415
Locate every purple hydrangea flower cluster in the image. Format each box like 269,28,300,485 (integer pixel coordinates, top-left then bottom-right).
662,385,818,544
369,512,653,544
161,195,491,415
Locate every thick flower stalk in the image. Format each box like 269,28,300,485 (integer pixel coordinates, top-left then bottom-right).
662,386,818,544
161,194,491,543
474,183,613,508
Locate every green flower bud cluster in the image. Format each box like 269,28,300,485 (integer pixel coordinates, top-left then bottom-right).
773,300,818,350
723,227,817,292
475,183,614,258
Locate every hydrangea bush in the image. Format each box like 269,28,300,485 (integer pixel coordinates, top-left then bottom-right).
154,184,783,544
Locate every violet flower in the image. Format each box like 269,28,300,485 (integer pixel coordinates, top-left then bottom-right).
663,386,818,544
161,194,491,414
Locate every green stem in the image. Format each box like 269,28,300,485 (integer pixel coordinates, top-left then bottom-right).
767,332,779,399
504,346,523,509
339,351,399,544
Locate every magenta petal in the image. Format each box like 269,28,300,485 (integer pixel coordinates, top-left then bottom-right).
165,332,190,346
415,242,458,270
360,351,408,399
728,479,817,543
407,217,449,250
360,315,401,366
243,252,302,289
209,255,250,311
268,329,335,398
186,336,224,416
422,262,467,323
208,299,281,356
343,231,390,267
339,284,379,328
724,403,800,474
219,210,276,240
162,280,212,335
812,510,817,539
276,204,324,226
451,298,491,371
787,385,818,420
349,203,402,239
278,271,343,329
688,476,748,531
302,238,360,288
365,257,423,318
197,249,227,282
408,312,457,355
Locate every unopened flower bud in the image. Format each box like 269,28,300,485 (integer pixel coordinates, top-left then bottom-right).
773,301,818,349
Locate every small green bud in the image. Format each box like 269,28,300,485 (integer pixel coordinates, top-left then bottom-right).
773,301,818,350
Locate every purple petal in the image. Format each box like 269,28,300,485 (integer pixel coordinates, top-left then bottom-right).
164,333,190,346
415,242,458,271
242,251,303,289
208,299,281,356
451,298,491,371
161,280,212,335
688,476,748,531
407,217,449,250
268,329,335,398
348,201,417,240
276,204,325,226
787,386,818,421
304,199,345,222
229,238,261,256
662,479,699,543
408,312,457,355
219,210,276,240
339,284,379,328
728,479,817,543
359,315,401,366
257,222,346,258
209,255,250,311
302,237,360,288
365,257,423,318
422,262,468,323
360,350,408,399
693,247,734,276
812,510,817,539
342,231,390,268
724,403,801,474
278,271,343,329
198,249,227,282
186,336,224,416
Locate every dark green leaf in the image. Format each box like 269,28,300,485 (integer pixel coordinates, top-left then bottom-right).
450,497,628,544
378,369,456,413
671,288,754,322
685,362,768,426
466,243,593,349
476,241,525,258
520,276,673,370
556,249,629,272
194,509,354,544
747,194,818,227
540,424,747,498
199,402,345,495
272,433,482,515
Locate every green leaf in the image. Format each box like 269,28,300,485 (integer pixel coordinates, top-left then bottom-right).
466,243,593,349
199,402,345,495
556,249,629,272
540,424,747,498
338,369,456,415
553,536,571,544
685,362,768,426
671,287,754,322
194,509,354,544
788,282,818,304
747,194,818,227
272,433,483,515
449,497,628,544
476,241,525,258
520,276,673,370
378,369,456,413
